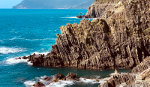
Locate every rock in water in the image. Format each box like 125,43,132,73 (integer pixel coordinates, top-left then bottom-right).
76,15,83,18
33,82,45,87
66,72,79,80
52,73,66,82
43,76,51,81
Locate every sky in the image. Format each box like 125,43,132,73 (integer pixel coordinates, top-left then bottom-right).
0,0,22,8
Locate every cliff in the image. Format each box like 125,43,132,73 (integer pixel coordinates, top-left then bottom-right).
99,57,150,87
85,0,121,18
13,0,93,9
19,0,150,71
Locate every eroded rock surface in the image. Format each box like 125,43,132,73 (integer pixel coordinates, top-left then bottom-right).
19,0,150,87
131,57,150,73
86,0,120,18
99,73,137,87
51,73,66,82
21,0,150,70
66,72,79,80
99,57,150,87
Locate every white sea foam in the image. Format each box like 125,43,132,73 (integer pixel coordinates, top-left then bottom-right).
9,37,56,41
47,80,74,87
32,52,49,55
79,78,101,84
5,58,30,65
0,47,25,54
61,16,77,19
24,81,36,87
4,51,48,65
24,76,102,87
24,79,74,87
61,16,98,20
9,37,24,40
28,38,56,41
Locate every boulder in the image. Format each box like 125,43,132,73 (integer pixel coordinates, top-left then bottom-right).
76,15,83,18
43,76,51,81
33,82,45,87
52,73,66,82
66,72,79,80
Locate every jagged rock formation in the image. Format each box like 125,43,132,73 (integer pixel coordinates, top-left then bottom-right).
22,0,150,71
99,73,150,87
85,0,121,18
99,73,137,87
99,57,150,87
131,57,150,73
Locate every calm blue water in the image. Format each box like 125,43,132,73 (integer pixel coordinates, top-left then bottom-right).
0,9,129,87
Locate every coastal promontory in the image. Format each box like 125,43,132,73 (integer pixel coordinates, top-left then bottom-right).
21,0,150,70
17,0,150,86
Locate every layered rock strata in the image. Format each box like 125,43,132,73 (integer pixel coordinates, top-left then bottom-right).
20,0,150,70
85,0,123,18
99,57,150,87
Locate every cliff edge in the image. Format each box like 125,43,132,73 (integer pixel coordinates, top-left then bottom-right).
20,0,150,71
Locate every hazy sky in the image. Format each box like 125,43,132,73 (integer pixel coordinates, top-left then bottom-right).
0,0,22,8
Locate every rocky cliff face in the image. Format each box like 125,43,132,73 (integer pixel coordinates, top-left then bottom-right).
21,0,150,71
99,57,150,87
85,0,120,18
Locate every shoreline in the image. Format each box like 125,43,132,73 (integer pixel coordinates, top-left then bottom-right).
8,0,150,86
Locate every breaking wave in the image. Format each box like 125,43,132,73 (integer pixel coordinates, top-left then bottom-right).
0,47,25,54
24,76,102,87
9,37,56,41
5,57,32,65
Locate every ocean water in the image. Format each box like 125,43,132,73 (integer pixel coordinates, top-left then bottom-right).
0,9,129,87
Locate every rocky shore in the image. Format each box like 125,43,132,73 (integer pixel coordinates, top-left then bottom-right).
17,0,150,86
26,72,101,87
19,0,150,70
99,57,150,87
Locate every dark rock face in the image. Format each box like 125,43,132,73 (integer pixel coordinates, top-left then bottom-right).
33,82,45,87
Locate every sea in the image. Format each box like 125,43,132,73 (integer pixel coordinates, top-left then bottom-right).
0,9,129,87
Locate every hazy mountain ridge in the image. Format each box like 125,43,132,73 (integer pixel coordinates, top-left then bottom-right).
13,0,94,9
